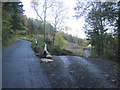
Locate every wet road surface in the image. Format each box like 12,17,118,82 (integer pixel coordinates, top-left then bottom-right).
2,39,51,88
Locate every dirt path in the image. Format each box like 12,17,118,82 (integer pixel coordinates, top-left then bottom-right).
42,56,119,88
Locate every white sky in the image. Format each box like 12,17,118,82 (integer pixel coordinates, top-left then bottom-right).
21,0,86,38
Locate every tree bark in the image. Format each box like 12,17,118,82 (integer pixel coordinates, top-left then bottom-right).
44,0,47,42
118,1,120,61
53,27,56,44
99,3,104,57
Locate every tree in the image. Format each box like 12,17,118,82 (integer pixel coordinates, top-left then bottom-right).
51,0,67,43
11,2,24,31
2,2,25,46
27,18,35,34
84,2,108,57
2,2,13,44
31,0,52,41
65,26,71,42
27,18,45,35
74,1,119,58
74,1,93,19
55,32,66,49
118,1,120,61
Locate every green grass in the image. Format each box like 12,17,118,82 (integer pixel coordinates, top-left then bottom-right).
31,35,44,51
19,34,33,42
20,34,85,56
20,34,44,51
2,36,18,48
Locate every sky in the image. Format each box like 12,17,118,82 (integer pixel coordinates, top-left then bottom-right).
21,0,86,38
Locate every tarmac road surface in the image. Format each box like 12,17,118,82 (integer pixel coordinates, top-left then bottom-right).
2,39,51,88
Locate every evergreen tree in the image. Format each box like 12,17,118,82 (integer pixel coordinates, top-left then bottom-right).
2,2,25,46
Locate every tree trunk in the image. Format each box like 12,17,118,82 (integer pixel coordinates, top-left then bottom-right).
118,1,120,61
53,27,56,44
97,46,101,57
44,0,47,42
99,3,104,57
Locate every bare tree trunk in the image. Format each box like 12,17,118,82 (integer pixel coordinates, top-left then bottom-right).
44,0,47,42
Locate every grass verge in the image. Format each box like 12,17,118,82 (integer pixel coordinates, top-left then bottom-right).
2,36,18,48
20,34,84,56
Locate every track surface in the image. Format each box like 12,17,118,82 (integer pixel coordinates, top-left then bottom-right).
2,39,51,88
42,56,118,88
2,39,118,88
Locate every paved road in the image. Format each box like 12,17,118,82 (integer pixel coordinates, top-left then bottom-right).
2,39,51,88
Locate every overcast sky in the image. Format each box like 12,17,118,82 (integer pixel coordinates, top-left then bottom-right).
21,0,86,38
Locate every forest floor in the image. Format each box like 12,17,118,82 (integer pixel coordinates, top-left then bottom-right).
41,56,119,88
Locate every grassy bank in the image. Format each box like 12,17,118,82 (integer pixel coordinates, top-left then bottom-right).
20,34,80,56
2,36,18,48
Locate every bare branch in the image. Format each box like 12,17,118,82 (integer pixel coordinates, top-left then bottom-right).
51,0,68,28
31,1,44,23
33,4,43,22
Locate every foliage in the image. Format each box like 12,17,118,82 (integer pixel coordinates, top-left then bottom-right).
62,33,88,47
22,34,74,56
74,2,119,59
117,1,120,61
31,35,44,50
55,32,66,49
2,2,89,56
2,2,25,47
27,18,55,38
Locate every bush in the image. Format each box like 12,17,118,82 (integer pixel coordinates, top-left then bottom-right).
55,32,66,49
2,35,18,47
21,34,75,56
